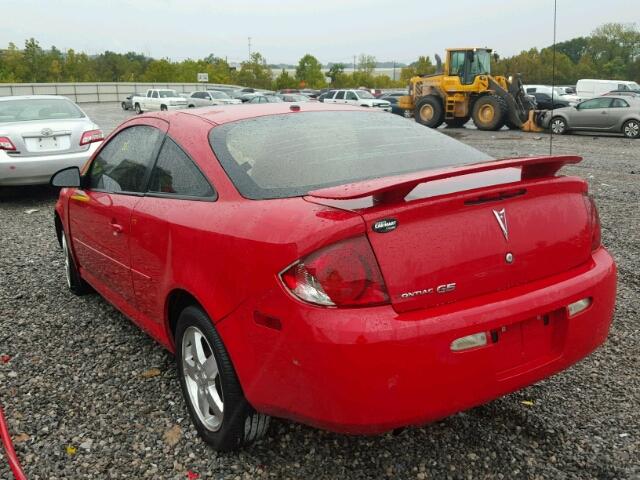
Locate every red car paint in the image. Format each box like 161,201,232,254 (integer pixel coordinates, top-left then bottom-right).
55,104,616,434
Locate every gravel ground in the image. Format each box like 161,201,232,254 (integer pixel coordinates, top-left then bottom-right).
1,103,638,480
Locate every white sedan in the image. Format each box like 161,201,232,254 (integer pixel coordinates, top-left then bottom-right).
0,95,103,186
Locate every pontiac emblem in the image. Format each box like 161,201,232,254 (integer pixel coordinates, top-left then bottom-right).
493,208,509,241
41,128,53,137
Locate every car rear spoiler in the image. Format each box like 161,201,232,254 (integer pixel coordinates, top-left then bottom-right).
307,155,582,204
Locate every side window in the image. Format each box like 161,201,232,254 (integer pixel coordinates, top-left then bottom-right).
147,91,152,97
618,84,628,91
148,137,214,198
580,98,612,109
346,91,358,101
611,98,629,108
192,92,202,99
335,91,345,100
152,91,159,98
526,87,536,93
450,52,466,75
88,126,163,193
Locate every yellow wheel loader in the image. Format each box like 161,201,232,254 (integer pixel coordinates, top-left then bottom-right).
399,48,543,131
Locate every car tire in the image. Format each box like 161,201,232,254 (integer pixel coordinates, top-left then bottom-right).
160,105,168,111
414,96,444,128
622,119,640,139
188,104,195,108
134,103,142,114
61,232,90,295
472,94,507,131
175,305,270,451
121,102,128,111
550,116,568,135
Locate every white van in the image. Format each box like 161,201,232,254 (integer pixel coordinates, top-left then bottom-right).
576,79,640,99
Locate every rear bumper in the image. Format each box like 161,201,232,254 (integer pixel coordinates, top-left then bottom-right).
0,142,101,186
218,248,616,434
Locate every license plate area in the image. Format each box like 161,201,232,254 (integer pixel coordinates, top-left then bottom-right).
24,135,71,152
493,309,566,380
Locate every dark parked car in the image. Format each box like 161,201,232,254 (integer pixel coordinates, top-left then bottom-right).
121,93,142,111
379,94,412,118
531,92,570,110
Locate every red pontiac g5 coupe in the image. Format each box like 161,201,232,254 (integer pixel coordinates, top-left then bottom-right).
51,103,616,451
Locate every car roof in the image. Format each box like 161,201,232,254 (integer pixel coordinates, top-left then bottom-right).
0,95,73,102
167,102,371,126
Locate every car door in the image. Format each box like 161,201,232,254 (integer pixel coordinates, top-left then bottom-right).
68,120,167,306
608,98,631,130
331,90,345,104
129,135,216,334
571,98,613,128
345,91,359,105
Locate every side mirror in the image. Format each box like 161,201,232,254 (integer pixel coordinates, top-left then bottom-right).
50,166,81,188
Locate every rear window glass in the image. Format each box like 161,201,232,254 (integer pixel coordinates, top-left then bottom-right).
209,111,492,200
0,98,84,123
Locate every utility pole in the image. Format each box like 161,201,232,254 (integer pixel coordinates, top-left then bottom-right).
353,55,356,73
393,61,396,81
248,37,252,59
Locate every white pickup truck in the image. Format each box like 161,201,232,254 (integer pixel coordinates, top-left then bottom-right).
323,89,391,111
132,89,188,114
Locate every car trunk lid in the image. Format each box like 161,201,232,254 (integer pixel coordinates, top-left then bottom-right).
307,156,592,313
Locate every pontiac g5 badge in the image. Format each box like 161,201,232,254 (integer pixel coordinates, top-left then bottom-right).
493,208,509,241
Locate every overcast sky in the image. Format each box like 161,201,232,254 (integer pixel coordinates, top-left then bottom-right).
3,0,638,65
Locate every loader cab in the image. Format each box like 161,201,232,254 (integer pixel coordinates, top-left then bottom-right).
447,48,492,85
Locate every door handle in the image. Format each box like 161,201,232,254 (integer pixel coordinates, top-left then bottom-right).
110,222,124,234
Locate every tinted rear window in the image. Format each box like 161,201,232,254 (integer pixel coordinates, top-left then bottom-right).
209,111,492,200
0,98,84,123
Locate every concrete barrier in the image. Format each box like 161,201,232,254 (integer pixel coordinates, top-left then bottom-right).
0,82,244,103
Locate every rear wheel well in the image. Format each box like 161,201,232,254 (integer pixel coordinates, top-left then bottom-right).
167,289,201,346
54,212,63,248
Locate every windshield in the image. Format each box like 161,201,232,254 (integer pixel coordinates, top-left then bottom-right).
209,91,230,99
629,82,640,92
209,111,491,200
356,90,375,99
0,98,85,123
158,90,178,98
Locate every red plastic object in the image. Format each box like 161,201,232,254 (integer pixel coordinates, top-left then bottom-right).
0,406,27,480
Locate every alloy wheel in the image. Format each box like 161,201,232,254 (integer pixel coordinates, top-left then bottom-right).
181,326,224,432
623,120,639,138
551,118,566,134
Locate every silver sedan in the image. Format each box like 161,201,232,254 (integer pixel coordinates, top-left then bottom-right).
543,96,640,139
0,95,103,186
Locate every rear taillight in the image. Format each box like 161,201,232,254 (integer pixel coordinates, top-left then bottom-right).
80,129,104,146
0,136,16,151
280,236,389,307
584,194,601,251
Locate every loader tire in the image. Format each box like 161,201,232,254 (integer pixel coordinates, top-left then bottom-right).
415,96,444,128
445,116,470,128
472,94,507,131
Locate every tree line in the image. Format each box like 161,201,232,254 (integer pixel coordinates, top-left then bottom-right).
0,23,637,90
